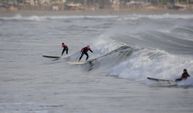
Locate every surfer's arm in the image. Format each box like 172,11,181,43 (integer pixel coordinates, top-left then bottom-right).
187,73,190,77
89,49,93,53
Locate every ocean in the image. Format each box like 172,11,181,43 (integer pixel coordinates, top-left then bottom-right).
0,13,193,113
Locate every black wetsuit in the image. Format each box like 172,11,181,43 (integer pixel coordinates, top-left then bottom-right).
175,71,190,82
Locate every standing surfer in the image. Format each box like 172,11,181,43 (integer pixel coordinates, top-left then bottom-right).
61,42,68,56
79,45,93,61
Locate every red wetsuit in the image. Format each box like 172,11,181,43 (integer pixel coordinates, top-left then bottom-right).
79,46,93,61
61,43,68,56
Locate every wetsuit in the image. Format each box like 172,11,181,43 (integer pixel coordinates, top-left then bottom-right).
175,71,190,82
61,44,68,56
79,46,93,61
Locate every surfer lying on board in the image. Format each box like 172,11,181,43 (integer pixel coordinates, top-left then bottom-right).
79,45,93,61
61,42,68,56
175,69,190,82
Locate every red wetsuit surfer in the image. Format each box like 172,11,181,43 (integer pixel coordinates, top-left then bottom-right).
61,42,68,56
79,45,93,61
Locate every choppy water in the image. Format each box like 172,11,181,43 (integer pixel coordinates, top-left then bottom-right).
0,13,193,113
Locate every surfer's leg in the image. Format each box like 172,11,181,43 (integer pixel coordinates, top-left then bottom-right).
85,53,89,61
61,48,65,56
66,48,68,54
79,53,84,61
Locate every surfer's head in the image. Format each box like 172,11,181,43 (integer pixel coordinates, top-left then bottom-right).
184,69,187,72
86,45,90,48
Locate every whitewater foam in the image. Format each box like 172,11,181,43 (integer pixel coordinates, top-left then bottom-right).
109,48,193,83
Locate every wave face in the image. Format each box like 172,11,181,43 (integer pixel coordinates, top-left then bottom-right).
91,38,193,87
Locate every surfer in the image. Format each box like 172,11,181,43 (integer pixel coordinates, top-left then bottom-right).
175,69,190,82
78,45,93,61
61,42,68,56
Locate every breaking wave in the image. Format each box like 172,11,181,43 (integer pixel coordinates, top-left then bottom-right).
88,32,193,87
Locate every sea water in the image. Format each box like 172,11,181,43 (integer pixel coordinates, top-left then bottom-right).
0,13,193,113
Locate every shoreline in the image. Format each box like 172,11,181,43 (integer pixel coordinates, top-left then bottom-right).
0,8,193,16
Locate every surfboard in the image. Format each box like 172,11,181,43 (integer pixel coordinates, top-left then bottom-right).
147,77,177,86
67,61,86,65
147,77,173,82
67,57,97,64
42,55,60,59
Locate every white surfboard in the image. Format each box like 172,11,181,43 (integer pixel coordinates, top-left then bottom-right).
67,61,87,65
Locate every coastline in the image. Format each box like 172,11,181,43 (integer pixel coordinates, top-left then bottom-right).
0,8,193,17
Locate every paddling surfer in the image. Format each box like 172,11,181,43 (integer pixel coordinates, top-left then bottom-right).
175,69,190,82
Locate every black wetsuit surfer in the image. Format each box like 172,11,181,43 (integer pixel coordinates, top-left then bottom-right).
175,69,190,82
